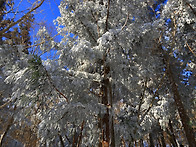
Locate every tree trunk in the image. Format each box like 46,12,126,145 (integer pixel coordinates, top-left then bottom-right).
139,139,144,147
0,116,14,147
149,133,154,147
167,64,196,147
100,78,110,145
99,50,115,146
110,116,115,147
168,119,178,147
157,123,166,147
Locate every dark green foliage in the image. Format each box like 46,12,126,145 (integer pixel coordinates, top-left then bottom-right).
28,55,43,83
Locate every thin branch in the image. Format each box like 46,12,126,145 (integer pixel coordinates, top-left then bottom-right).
121,136,126,147
137,77,148,119
91,10,100,38
186,42,196,57
72,130,77,147
30,33,60,54
57,111,68,122
0,99,12,109
45,69,69,103
65,134,71,144
105,0,111,32
185,2,196,16
0,116,14,147
58,134,65,147
79,20,97,43
13,0,23,21
0,0,45,36
108,80,113,108
88,89,101,98
77,120,85,147
121,12,129,31
2,9,30,15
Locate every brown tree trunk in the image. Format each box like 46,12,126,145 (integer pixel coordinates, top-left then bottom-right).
139,139,144,147
110,116,115,147
98,50,115,146
59,134,65,147
0,116,14,147
167,64,196,147
157,123,166,147
100,78,110,145
149,133,154,147
77,120,85,147
168,119,178,147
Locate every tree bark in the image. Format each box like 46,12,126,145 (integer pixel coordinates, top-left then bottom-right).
99,50,115,146
0,116,14,147
110,116,115,147
166,64,196,147
157,123,166,147
101,80,110,144
149,133,154,147
167,119,178,147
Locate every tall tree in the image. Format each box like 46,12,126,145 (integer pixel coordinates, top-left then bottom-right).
0,0,195,146
0,0,45,146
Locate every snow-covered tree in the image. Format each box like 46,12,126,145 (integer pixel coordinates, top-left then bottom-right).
0,0,195,146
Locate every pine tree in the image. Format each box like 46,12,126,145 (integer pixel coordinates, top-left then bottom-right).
0,0,195,146
0,0,44,146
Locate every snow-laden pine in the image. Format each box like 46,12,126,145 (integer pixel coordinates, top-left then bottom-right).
0,0,195,146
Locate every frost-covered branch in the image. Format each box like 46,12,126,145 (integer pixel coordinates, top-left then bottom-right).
44,68,69,103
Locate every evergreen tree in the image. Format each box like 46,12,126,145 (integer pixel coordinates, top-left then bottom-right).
0,0,44,146
0,0,195,146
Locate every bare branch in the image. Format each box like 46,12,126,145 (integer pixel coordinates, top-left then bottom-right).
0,117,14,146
58,134,65,147
0,99,12,109
13,0,23,20
186,42,196,57
121,12,129,31
105,0,111,32
77,120,85,147
185,2,196,16
0,0,45,36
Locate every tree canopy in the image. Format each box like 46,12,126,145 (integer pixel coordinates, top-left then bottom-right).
0,0,195,146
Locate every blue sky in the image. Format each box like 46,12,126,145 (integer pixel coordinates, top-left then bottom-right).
36,0,61,60
31,0,61,59
12,0,61,24
31,0,61,41
35,0,61,25
8,0,62,43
